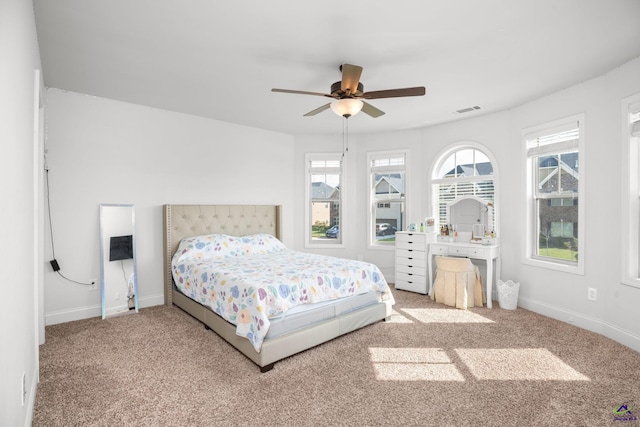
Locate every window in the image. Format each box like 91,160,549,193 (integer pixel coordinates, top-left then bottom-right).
524,115,584,274
431,145,495,232
622,94,640,288
306,154,343,246
369,151,407,246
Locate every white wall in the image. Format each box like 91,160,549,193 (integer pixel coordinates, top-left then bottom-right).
40,47,640,375
506,57,640,350
0,1,42,426
43,89,295,324
293,57,640,352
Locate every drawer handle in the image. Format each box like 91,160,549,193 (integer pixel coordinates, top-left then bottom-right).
408,257,413,260
407,273,413,276
408,265,413,268
407,249,413,252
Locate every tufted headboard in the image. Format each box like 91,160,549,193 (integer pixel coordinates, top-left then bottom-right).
163,204,281,305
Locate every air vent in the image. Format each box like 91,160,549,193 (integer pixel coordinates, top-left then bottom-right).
455,105,481,114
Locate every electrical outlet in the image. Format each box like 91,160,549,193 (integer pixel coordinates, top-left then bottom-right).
587,287,597,301
89,278,97,290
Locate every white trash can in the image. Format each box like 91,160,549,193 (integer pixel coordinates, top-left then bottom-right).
497,280,520,310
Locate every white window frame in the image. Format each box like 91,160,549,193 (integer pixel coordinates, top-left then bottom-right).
523,114,585,275
621,94,640,288
430,142,497,234
305,153,344,248
368,150,408,249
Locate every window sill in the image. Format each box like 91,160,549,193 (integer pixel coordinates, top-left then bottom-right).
522,256,584,276
305,242,346,250
621,277,640,289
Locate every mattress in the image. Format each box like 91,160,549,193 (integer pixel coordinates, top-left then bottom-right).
265,291,382,339
171,233,394,351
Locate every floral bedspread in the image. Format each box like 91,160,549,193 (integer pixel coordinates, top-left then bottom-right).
171,234,393,352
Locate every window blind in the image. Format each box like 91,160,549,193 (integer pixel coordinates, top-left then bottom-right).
526,124,580,157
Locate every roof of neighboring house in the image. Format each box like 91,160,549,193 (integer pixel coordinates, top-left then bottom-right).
374,174,404,194
538,152,579,172
445,162,494,177
311,181,339,199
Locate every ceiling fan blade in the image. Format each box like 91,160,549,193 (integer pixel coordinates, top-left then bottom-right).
272,88,333,98
361,101,385,118
303,103,331,117
361,86,426,100
341,64,363,95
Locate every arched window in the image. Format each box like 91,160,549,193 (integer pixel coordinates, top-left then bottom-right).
431,144,496,233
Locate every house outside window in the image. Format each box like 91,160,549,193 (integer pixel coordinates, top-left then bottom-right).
622,94,640,288
306,154,343,246
431,144,495,233
369,151,407,247
524,114,584,274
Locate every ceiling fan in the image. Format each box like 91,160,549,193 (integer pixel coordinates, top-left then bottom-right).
271,64,426,118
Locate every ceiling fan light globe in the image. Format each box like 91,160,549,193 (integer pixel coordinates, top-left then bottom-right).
331,99,364,118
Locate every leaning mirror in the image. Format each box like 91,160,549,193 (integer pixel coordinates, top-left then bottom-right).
99,204,138,319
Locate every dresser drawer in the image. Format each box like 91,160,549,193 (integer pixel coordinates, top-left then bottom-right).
395,273,427,294
429,244,449,255
467,247,487,258
396,270,426,282
396,263,425,275
396,256,426,268
396,232,427,243
448,247,468,256
396,239,427,251
396,248,426,260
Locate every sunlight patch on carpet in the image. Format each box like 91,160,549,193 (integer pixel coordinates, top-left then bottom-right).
401,308,494,324
370,347,451,363
456,348,591,381
369,347,464,381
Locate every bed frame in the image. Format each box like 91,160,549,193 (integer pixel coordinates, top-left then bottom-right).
163,204,392,372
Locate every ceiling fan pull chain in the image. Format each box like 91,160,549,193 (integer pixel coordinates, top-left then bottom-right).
342,117,349,157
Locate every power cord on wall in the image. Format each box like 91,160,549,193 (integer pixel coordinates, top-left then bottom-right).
45,166,95,287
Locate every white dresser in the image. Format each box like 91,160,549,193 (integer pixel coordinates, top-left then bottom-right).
394,232,435,294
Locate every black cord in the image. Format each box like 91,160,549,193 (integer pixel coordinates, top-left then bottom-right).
45,167,93,286
57,270,93,286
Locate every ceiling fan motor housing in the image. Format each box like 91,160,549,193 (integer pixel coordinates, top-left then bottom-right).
331,81,364,98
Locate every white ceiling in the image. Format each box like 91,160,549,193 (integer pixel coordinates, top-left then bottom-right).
33,0,640,136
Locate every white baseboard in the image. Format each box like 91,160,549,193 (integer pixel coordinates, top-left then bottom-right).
44,293,165,326
602,322,640,353
139,293,165,308
45,304,102,325
517,297,640,353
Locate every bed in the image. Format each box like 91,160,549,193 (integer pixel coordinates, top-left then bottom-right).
163,204,394,372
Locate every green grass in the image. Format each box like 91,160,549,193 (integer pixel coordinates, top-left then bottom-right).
538,247,577,261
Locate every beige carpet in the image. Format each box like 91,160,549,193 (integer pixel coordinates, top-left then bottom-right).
34,288,640,426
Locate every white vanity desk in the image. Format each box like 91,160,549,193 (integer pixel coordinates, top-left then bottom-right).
428,239,500,308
